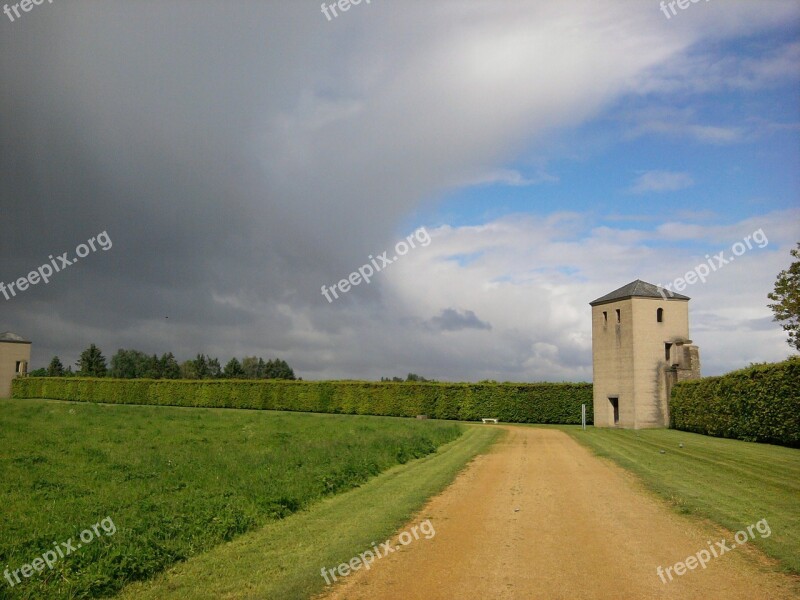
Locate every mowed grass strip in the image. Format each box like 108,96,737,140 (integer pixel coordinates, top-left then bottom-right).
118,425,502,600
562,426,800,573
0,399,463,600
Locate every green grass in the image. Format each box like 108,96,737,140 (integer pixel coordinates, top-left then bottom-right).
0,399,464,599
118,424,501,600
562,426,800,574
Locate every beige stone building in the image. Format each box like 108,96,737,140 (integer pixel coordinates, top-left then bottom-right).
590,280,700,429
0,332,31,398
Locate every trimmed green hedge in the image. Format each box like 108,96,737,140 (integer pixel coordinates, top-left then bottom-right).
10,378,593,424
670,358,800,447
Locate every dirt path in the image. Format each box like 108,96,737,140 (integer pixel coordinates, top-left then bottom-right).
322,426,798,600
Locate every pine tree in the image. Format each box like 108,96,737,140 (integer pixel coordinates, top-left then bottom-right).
207,357,222,379
160,353,181,379
224,357,245,378
77,344,107,377
264,358,296,380
47,356,65,377
193,354,209,379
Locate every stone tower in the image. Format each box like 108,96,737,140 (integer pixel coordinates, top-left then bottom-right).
590,280,700,428
0,332,31,398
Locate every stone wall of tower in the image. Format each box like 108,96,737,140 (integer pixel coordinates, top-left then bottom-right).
0,341,31,398
630,297,690,428
591,298,636,427
676,345,701,381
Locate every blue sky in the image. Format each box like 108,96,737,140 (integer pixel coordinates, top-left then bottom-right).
412,29,800,234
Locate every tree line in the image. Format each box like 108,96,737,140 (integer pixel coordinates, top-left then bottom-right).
380,373,435,382
28,345,297,380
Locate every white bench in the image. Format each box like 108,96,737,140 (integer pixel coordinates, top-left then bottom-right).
481,418,499,424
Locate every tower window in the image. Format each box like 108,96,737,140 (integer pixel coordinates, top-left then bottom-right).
603,311,607,324
657,308,664,322
615,309,620,323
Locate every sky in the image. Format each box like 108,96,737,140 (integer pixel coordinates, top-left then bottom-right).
1,0,798,381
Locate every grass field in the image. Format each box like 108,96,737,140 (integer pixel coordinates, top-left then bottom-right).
0,399,464,599
563,426,800,574
118,425,502,600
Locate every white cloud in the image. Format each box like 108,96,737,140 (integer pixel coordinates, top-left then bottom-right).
453,168,558,188
634,40,800,96
629,170,695,194
623,107,746,144
274,208,799,381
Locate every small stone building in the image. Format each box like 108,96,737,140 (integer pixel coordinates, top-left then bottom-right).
590,280,700,428
0,332,31,398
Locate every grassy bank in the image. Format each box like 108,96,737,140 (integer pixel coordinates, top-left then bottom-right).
0,399,463,599
118,424,502,599
564,426,800,573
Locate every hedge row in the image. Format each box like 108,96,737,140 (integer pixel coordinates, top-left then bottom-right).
670,358,800,447
10,378,593,424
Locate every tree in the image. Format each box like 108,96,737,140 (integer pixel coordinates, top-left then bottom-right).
110,349,142,378
207,357,222,379
193,354,209,379
405,373,429,382
28,368,47,377
242,356,260,379
768,242,800,352
47,356,65,377
142,354,162,379
179,360,197,379
224,357,245,378
263,358,296,380
109,349,130,378
160,353,181,379
77,344,107,377
110,349,160,378
381,373,433,382
181,354,221,379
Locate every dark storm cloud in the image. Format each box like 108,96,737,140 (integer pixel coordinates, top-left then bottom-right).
0,1,391,367
430,308,491,332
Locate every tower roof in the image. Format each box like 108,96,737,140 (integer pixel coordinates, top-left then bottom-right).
0,332,31,344
589,279,689,306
